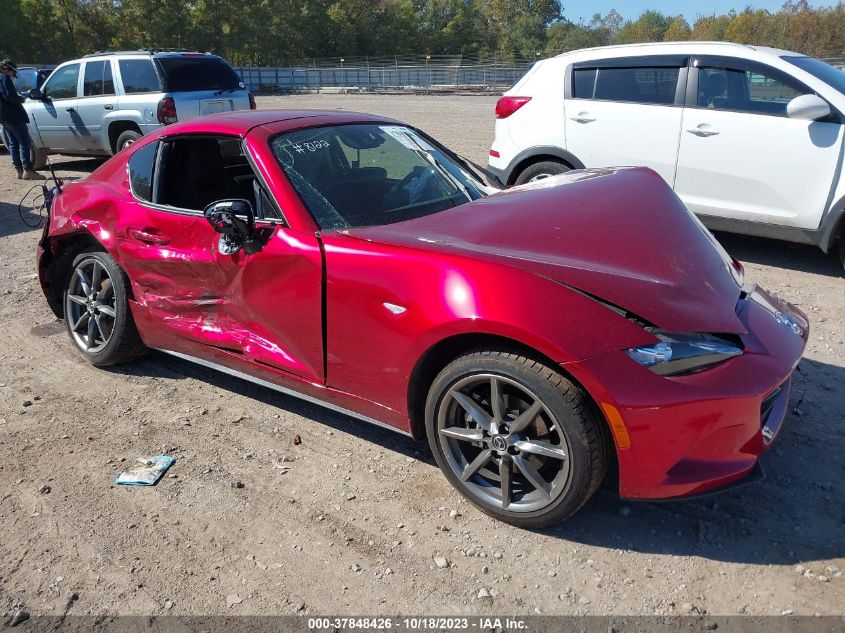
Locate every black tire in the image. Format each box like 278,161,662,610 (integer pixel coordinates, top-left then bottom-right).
513,160,570,186
64,251,145,366
30,146,48,170
115,129,142,154
425,349,608,528
837,236,845,272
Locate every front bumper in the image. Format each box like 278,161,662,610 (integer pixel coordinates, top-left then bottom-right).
565,286,809,500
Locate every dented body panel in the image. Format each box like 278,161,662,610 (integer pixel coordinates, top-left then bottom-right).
37,109,808,500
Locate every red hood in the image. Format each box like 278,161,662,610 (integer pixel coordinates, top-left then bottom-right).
345,167,744,334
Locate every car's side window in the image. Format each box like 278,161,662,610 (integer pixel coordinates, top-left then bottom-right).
43,64,80,100
118,60,161,94
697,65,808,116
573,65,680,105
128,141,157,202
83,60,115,97
154,136,270,216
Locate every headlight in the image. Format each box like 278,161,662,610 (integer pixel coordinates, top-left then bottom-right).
626,332,742,376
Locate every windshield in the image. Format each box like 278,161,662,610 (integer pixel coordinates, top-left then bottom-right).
271,124,492,230
157,57,242,92
783,55,845,95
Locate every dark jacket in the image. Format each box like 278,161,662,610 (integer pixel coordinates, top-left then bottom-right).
0,74,29,125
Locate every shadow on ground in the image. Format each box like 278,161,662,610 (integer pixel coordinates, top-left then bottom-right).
0,199,45,238
716,231,844,278
107,349,844,567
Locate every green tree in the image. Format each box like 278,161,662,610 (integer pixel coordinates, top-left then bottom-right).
617,10,671,43
664,15,691,41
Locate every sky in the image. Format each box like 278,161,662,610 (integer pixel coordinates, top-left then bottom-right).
565,1,836,24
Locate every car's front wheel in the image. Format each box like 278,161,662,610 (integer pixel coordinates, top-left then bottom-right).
64,251,145,366
513,160,570,186
425,350,608,528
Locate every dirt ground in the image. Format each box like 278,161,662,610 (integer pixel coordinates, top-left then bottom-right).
0,94,843,619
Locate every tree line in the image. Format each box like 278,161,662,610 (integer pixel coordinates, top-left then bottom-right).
2,0,845,67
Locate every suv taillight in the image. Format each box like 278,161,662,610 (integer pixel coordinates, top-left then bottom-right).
495,96,531,119
157,97,177,125
248,93,256,110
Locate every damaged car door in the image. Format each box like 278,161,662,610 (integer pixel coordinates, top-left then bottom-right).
115,134,324,382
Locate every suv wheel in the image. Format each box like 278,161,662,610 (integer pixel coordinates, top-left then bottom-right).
64,251,145,366
30,146,48,171
116,130,142,153
425,350,608,528
513,160,570,186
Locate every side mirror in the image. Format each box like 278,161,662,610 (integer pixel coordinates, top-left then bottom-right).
28,88,43,101
204,199,260,255
787,94,831,121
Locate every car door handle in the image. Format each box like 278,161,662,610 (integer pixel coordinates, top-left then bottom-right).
687,125,719,137
569,113,596,123
128,228,170,245
104,104,113,111
65,107,75,112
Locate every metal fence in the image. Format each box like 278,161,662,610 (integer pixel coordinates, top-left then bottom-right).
235,55,535,94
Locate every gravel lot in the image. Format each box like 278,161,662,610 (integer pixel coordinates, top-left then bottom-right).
0,94,843,619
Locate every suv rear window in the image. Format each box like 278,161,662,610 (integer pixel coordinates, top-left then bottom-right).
157,57,242,92
574,66,680,105
119,59,161,94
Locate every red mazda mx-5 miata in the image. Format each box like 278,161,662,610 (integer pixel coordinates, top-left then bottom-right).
36,110,808,527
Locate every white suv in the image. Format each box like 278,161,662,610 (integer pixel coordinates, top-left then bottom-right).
489,42,845,267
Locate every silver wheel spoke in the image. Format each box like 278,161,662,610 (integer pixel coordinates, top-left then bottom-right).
94,315,107,342
440,426,485,442
91,262,102,296
450,390,493,432
461,449,492,482
500,458,513,509
515,440,567,461
76,268,92,296
86,316,97,349
490,376,504,424
68,294,87,307
508,400,543,434
97,304,115,318
71,312,90,333
513,454,552,499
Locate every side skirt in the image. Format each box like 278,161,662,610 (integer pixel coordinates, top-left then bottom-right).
154,348,413,438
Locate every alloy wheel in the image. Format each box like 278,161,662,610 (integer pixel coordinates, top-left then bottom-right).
65,258,117,353
436,373,572,513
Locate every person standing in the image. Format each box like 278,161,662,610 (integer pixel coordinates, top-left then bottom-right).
0,59,42,180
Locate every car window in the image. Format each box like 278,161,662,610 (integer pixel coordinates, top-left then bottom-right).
44,64,80,100
156,57,242,92
575,66,680,105
119,59,161,94
13,69,39,93
156,136,261,212
128,141,157,202
83,60,115,97
271,124,487,230
697,66,807,116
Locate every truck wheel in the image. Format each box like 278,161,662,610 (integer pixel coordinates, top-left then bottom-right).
115,130,142,153
30,146,48,170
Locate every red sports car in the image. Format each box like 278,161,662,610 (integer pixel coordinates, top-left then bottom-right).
36,110,808,527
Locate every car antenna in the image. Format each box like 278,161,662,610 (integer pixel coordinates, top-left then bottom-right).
44,154,62,193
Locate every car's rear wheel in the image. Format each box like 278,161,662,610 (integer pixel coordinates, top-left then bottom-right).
425,350,608,528
513,160,570,186
64,251,145,366
116,130,141,153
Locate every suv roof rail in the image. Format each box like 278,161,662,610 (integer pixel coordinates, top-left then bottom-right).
83,49,211,57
